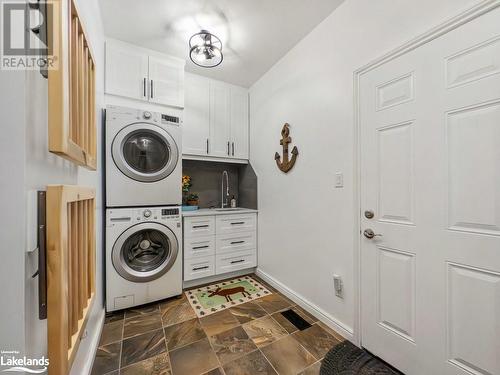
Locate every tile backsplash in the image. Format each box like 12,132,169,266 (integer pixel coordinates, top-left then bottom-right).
182,160,239,208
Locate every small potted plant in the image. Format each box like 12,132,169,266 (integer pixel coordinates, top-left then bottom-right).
186,193,199,206
182,175,199,209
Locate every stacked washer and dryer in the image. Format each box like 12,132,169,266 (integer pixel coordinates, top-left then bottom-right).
105,105,183,312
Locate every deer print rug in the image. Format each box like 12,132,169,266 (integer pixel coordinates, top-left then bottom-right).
185,276,272,317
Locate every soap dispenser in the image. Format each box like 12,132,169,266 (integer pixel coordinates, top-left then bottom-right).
230,195,237,208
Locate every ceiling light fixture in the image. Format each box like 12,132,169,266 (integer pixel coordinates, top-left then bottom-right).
189,30,223,68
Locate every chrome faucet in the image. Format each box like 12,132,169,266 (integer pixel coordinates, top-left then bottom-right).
221,170,229,208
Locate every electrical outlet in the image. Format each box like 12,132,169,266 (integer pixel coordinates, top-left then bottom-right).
333,274,343,298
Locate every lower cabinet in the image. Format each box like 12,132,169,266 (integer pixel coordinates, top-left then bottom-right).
184,256,216,281
183,213,257,281
215,251,257,275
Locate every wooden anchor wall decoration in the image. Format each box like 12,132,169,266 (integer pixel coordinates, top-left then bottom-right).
275,123,299,173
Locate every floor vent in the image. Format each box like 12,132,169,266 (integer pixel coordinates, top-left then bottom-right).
280,309,312,331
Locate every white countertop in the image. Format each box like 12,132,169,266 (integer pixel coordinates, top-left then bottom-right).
182,208,258,217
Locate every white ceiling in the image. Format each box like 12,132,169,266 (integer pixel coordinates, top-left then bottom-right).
99,0,345,87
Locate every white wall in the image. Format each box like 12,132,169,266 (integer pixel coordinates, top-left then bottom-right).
249,0,481,338
1,0,105,372
0,68,27,355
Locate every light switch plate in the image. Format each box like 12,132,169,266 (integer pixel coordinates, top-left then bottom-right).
335,173,344,188
333,274,343,298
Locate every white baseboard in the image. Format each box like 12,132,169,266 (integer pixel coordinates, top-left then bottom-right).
69,308,105,375
256,268,354,342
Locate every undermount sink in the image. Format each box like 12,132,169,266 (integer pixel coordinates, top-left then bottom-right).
214,208,246,212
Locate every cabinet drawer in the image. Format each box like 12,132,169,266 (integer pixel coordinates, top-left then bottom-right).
184,216,215,237
184,256,215,281
216,214,256,235
216,232,256,254
216,250,257,274
184,236,215,259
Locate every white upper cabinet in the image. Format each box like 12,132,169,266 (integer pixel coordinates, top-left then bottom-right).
230,86,249,159
105,42,149,101
183,74,210,155
105,40,185,108
183,73,249,161
148,56,184,108
210,82,232,158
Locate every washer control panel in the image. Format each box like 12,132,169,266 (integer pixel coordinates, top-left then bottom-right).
133,207,180,222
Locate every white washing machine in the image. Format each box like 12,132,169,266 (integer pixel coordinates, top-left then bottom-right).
105,105,182,207
106,206,182,312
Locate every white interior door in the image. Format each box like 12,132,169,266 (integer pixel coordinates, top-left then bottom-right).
183,73,210,156
105,42,148,101
148,56,184,108
209,81,231,157
360,7,500,375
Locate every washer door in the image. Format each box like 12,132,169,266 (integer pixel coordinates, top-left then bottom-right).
112,222,179,283
112,123,179,182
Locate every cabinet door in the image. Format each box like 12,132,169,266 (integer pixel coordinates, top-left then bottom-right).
230,87,249,159
184,256,215,281
216,214,257,235
184,216,216,238
148,56,184,108
105,42,148,101
209,82,231,157
183,74,210,156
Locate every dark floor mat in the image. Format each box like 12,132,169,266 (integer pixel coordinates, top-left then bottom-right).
320,341,402,374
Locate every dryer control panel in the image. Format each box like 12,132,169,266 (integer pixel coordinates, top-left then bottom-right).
133,207,180,221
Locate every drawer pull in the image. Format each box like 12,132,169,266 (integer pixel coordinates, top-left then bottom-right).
193,245,210,250
230,240,245,245
230,259,245,264
193,225,209,228
230,222,245,225
193,265,209,271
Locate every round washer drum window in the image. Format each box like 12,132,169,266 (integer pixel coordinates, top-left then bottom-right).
123,131,170,174
112,222,179,283
121,228,170,273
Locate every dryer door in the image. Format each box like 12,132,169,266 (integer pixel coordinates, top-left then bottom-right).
112,222,179,282
112,123,179,182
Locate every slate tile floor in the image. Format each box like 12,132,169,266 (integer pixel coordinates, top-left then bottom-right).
91,275,344,375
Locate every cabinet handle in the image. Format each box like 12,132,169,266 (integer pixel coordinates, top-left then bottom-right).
193,245,210,250
227,141,230,155
230,259,245,264
193,265,209,271
193,225,209,228
230,222,245,225
206,139,209,154
150,79,154,99
230,240,245,245
232,142,234,156
143,78,147,98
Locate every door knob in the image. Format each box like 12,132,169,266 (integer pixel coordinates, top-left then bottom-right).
364,210,374,219
363,229,382,239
